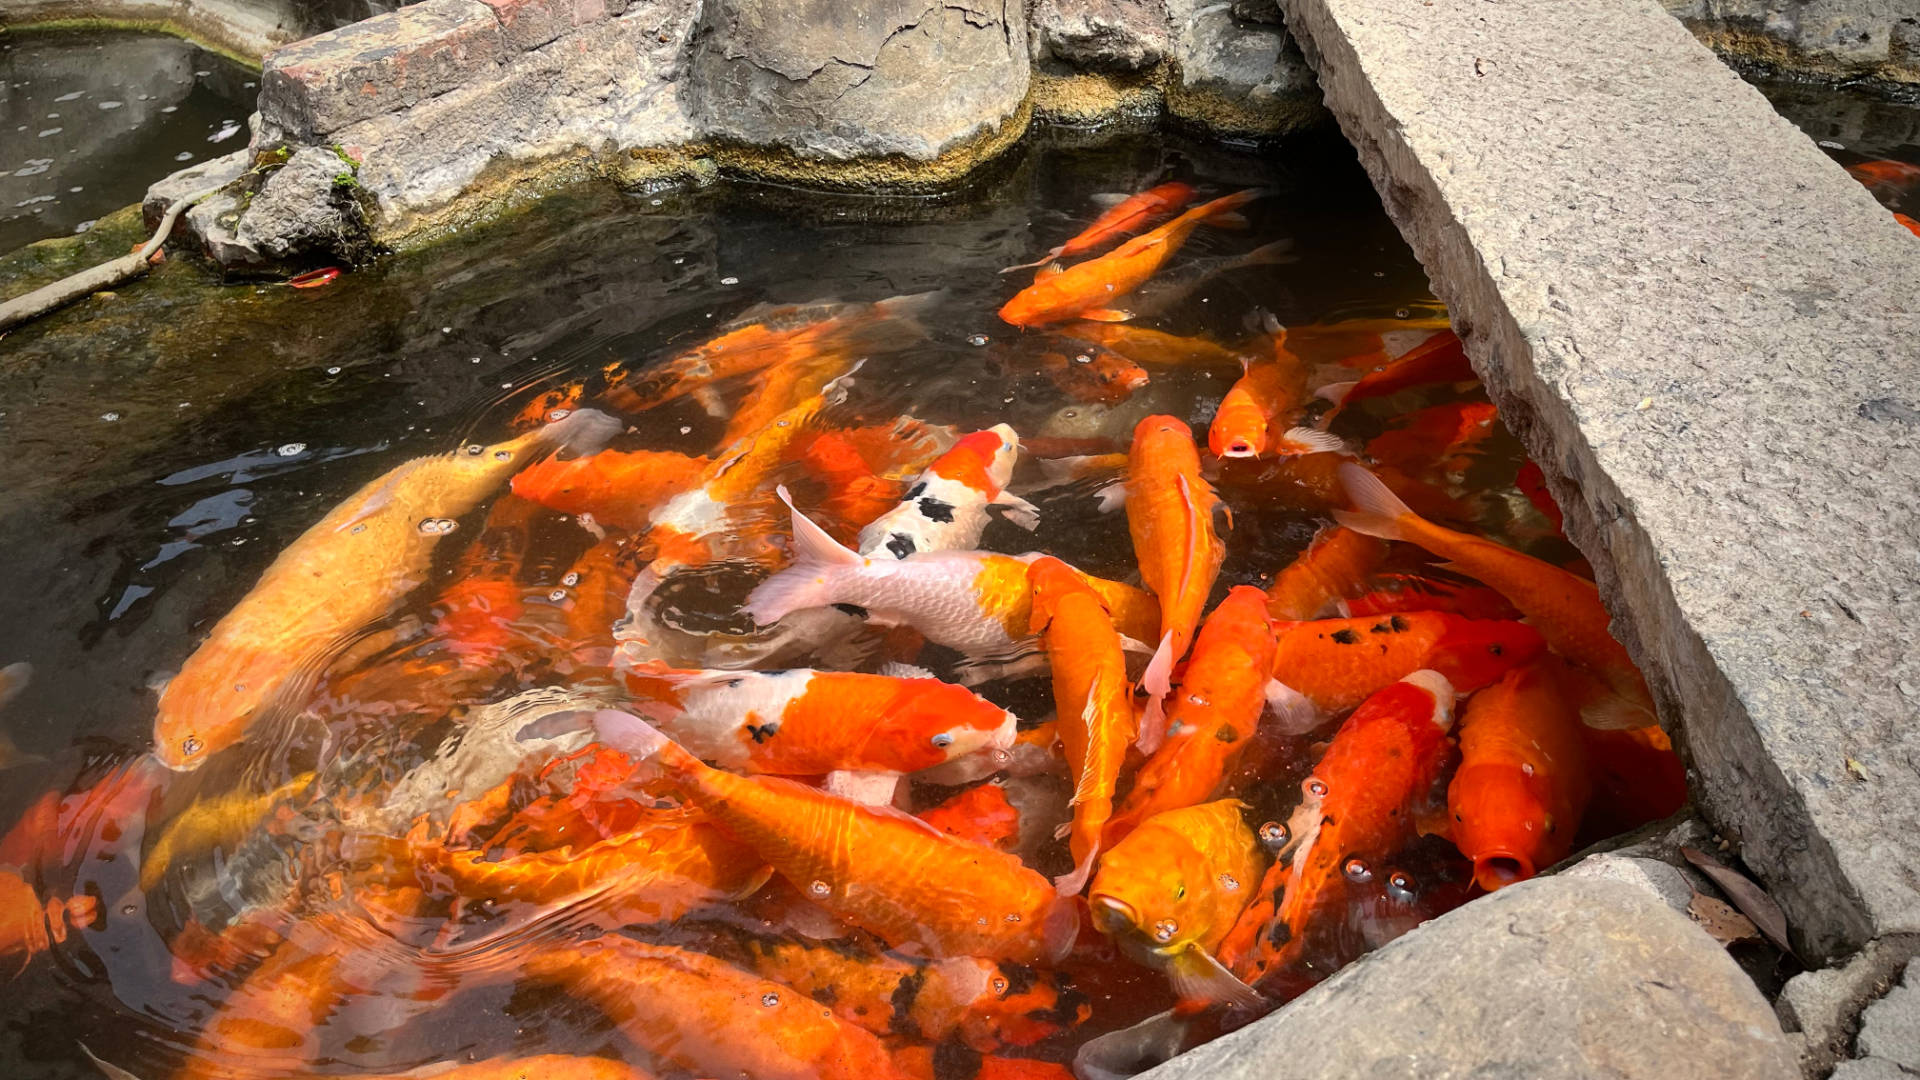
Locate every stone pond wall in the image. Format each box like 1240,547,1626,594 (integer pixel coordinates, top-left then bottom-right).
1663,0,1920,89
1,0,400,62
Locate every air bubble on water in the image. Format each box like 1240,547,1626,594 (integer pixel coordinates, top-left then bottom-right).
493,450,512,461
351,524,366,534
1373,270,1385,277
1004,912,1020,922
1819,139,1845,150
174,151,192,161
1520,762,1535,777
1258,821,1288,849
968,334,989,346
466,444,485,455
760,992,779,1007
548,589,566,602
1152,919,1178,943
160,105,177,113
100,411,119,422
418,518,458,535
1306,778,1328,798
1394,308,1411,318
120,904,136,916
1342,858,1373,883
561,571,581,587
98,100,122,110
55,91,82,102
679,426,692,434
326,366,341,375
992,977,1008,993
808,880,830,897
720,276,739,285
1074,354,1092,364
1220,873,1241,891
276,443,305,457
1387,870,1416,899
441,327,452,334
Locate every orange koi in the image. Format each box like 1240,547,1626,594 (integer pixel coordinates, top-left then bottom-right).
1897,212,1920,237
800,432,909,541
508,380,589,432
1447,661,1591,890
1264,525,1390,621
154,409,619,769
556,534,637,670
1513,459,1565,531
998,189,1264,326
1090,799,1264,1008
859,425,1038,559
1337,573,1521,622
1029,556,1135,896
1365,400,1499,480
1054,322,1248,370
1335,462,1657,729
1846,158,1920,193
1004,182,1201,273
1220,671,1456,992
1036,347,1151,404
527,935,909,1080
0,868,95,972
1208,332,1340,459
1108,587,1277,840
1126,415,1227,739
1318,330,1472,420
592,712,1078,962
431,494,544,663
1268,611,1540,725
510,448,711,531
920,782,1022,851
1579,721,1687,837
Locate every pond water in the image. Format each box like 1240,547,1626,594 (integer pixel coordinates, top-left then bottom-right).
1756,77,1920,222
0,109,1689,1078
0,31,257,255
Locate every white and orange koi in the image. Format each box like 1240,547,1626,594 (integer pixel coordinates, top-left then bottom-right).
858,425,1039,559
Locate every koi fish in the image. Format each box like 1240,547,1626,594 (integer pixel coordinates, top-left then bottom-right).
799,432,910,541
0,869,95,973
1365,400,1499,481
1219,671,1456,991
1090,799,1264,1008
139,771,315,892
430,494,546,664
1035,347,1151,404
1337,572,1520,621
1897,212,1920,237
557,534,638,670
1267,610,1541,727
858,425,1040,560
1108,587,1278,839
1447,661,1591,890
746,487,1158,662
1125,415,1227,741
1209,332,1340,459
1846,158,1920,194
919,782,1022,851
153,409,620,770
1029,556,1135,896
618,662,1017,794
509,448,712,531
1003,182,1200,273
1317,330,1472,421
998,189,1265,326
1054,322,1249,370
1334,462,1657,729
527,935,908,1080
1513,459,1565,531
1577,717,1687,837
1122,241,1298,319
1264,525,1390,621
592,711,1078,962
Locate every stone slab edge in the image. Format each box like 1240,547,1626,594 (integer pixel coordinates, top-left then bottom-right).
1273,0,1920,963
2,0,280,66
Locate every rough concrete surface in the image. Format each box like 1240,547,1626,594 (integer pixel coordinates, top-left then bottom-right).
1030,0,1170,72
2,0,398,62
1275,0,1920,963
689,0,1030,163
1857,962,1920,1070
1776,936,1917,1075
1138,875,1797,1080
1829,1058,1912,1080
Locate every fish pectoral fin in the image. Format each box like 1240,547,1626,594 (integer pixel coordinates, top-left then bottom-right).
1262,679,1325,735
822,769,907,808
1270,426,1349,456
1094,481,1128,513
1078,308,1136,323
1089,192,1133,208
1135,631,1177,756
992,493,1043,531
690,384,729,418
1166,948,1267,1011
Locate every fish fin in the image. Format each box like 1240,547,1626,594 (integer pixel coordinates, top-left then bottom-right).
1094,481,1129,513
1136,631,1177,755
876,661,939,680
589,709,675,761
1044,897,1082,963
1089,192,1132,208
541,407,622,457
1040,262,1068,278
1237,240,1297,267
1118,635,1157,658
1314,379,1358,405
690,384,728,418
0,662,30,712
1578,689,1658,731
1206,212,1251,230
993,492,1043,531
1078,308,1136,323
1072,1008,1193,1080
951,641,1049,685
821,357,866,403
79,1044,146,1080
1270,426,1349,456
1330,463,1416,542
1001,249,1063,275
1053,820,1073,841
1055,842,1099,897
823,769,905,807
1263,679,1325,735
1166,948,1267,1011
744,485,864,625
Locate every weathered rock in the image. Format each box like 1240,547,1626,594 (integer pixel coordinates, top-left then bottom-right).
1030,0,1170,72
1563,852,1693,914
1230,0,1283,25
1776,937,1916,1075
173,146,371,268
1829,1058,1911,1080
1857,963,1920,1070
2,0,399,62
689,0,1030,166
1662,0,1920,85
141,150,253,230
260,0,507,140
1165,0,1323,136
1137,876,1797,1080
1273,0,1920,963
477,0,623,52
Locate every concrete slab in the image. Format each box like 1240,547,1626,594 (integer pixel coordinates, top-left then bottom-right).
1273,0,1920,962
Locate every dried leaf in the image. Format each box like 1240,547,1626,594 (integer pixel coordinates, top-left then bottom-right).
1681,846,1796,957
1847,757,1870,781
1688,890,1761,946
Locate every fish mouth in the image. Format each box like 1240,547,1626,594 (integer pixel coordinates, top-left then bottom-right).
1472,852,1534,891
1090,894,1140,936
1221,441,1259,458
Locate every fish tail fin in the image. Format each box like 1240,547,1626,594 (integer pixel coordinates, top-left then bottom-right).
1578,687,1659,731
1269,426,1348,456
1166,948,1268,1012
0,662,30,712
1043,896,1082,963
1000,249,1062,275
1238,240,1297,267
590,709,692,772
1330,462,1418,542
79,1044,145,1080
1206,212,1251,230
1055,840,1100,898
541,407,623,457
1136,631,1177,755
743,485,863,625
1315,379,1358,406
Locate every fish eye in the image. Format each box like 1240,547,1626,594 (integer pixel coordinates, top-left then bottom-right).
931,733,954,748
1175,884,1186,900
1488,643,1503,655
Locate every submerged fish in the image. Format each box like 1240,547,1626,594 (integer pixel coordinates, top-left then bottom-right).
1003,182,1201,273
1447,661,1592,890
1125,415,1228,744
153,409,619,770
858,425,1039,560
1264,525,1389,621
510,447,712,531
1846,158,1920,194
1267,610,1541,727
1207,328,1342,459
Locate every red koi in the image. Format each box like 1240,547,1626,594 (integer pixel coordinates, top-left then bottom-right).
1003,182,1201,273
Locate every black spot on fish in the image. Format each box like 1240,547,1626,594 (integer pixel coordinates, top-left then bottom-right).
814,985,839,1006
999,962,1038,996
905,481,927,500
726,678,743,688
919,496,956,524
1370,621,1392,634
745,720,780,743
761,668,790,677
1268,920,1292,946
1215,725,1239,743
890,969,929,1037
1488,643,1504,656
833,603,870,619
933,1041,983,1080
887,532,917,559
1331,628,1360,645
1391,615,1410,632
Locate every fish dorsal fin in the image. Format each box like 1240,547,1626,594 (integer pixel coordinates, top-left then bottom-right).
1089,192,1132,208
776,484,863,568
1040,262,1067,278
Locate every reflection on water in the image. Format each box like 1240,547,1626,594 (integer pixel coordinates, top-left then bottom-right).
0,31,256,253
1755,77,1920,219
0,126,1685,1078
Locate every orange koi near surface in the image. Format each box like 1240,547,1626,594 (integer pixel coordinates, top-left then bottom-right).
1318,330,1473,421
1267,610,1540,726
998,189,1265,326
1036,347,1152,404
1895,212,1920,238
1220,671,1456,994
1208,327,1342,459
1004,182,1201,274
1365,399,1499,481
510,448,712,532
1446,660,1592,890
1264,525,1390,621
592,710,1079,962
1846,158,1920,194
1029,555,1137,896
1335,462,1658,729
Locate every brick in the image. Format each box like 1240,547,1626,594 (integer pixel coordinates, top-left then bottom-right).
260,0,505,139
476,0,619,52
